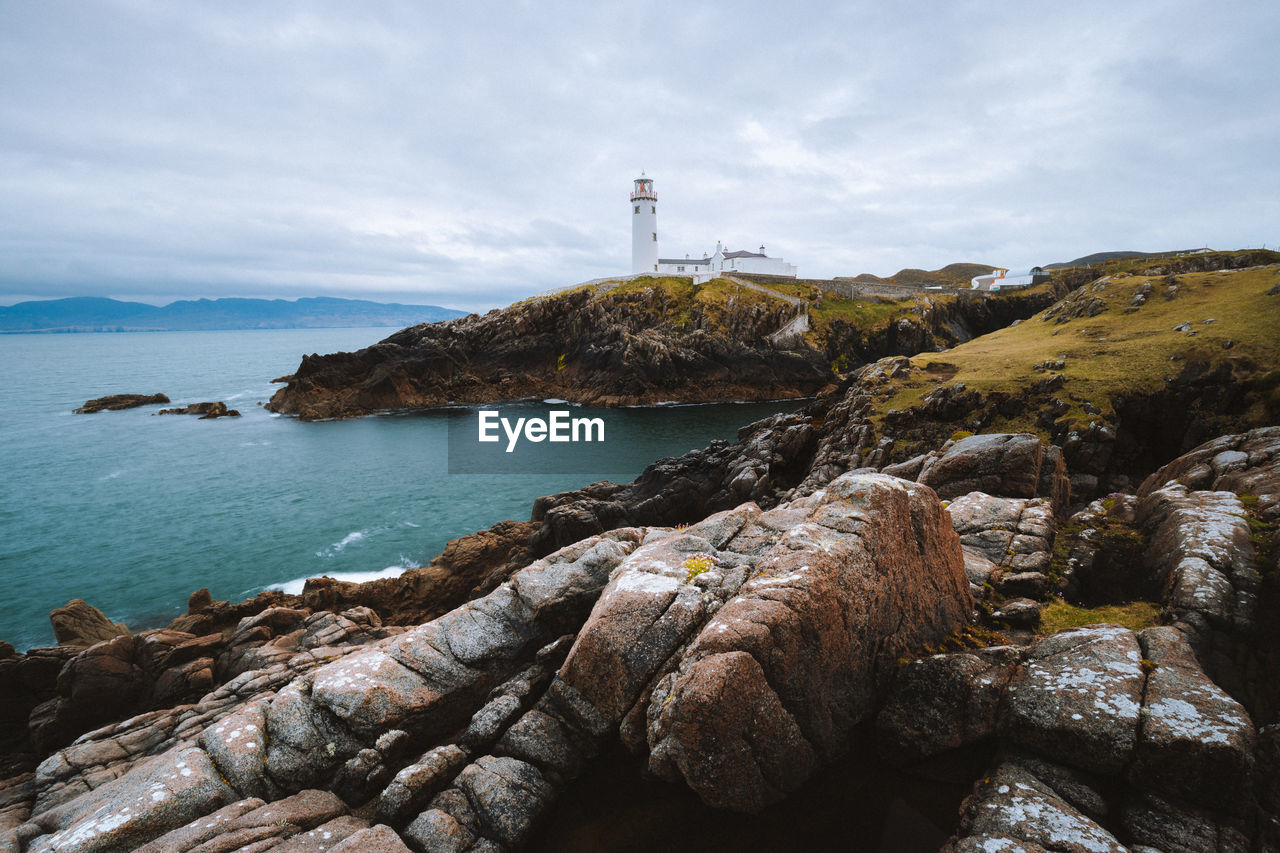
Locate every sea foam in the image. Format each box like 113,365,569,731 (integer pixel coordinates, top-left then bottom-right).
266,559,415,595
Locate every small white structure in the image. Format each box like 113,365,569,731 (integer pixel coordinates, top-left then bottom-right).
658,241,797,282
629,174,796,281
630,175,659,274
970,266,1049,291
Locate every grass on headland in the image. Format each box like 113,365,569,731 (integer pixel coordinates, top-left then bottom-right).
871,262,1280,436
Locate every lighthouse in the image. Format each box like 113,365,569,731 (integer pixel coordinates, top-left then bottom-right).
631,174,658,274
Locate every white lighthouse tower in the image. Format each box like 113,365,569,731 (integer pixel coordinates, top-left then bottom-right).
631,174,658,274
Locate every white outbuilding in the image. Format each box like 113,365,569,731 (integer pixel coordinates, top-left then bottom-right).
630,174,796,281
970,267,1049,291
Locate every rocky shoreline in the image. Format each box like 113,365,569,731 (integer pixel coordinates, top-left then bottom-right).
3,258,1278,851
3,411,1277,849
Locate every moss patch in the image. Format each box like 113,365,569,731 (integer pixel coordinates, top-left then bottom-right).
1039,599,1162,635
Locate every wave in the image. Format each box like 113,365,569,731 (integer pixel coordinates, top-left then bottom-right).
265,557,417,595
315,529,368,557
98,470,124,481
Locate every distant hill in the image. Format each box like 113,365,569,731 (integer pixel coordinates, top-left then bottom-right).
0,296,467,333
1043,250,1152,269
840,263,994,288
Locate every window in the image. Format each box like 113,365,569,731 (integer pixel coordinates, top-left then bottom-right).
652,233,657,241
651,205,655,214
634,205,639,214
654,264,658,271
677,265,685,272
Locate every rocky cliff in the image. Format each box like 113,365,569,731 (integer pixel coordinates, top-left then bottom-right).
265,275,1068,419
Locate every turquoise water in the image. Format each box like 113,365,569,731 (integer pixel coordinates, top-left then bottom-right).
0,328,801,651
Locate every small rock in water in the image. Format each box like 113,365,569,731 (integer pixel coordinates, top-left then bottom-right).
157,401,241,418
74,392,169,413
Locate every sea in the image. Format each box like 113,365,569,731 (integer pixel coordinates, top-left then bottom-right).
0,327,805,652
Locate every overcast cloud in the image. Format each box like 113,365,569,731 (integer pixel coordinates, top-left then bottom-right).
1,0,1276,310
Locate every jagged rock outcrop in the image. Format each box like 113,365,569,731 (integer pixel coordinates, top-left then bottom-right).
401,473,970,848
47,600,128,649
72,393,169,414
916,433,1070,511
1136,426,1280,725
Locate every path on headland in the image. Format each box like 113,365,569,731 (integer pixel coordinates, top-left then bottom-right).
724,275,808,308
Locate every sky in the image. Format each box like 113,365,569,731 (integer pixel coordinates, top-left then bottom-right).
1,1,1277,312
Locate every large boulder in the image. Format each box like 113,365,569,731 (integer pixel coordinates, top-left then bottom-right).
1134,426,1279,726
999,624,1145,775
877,646,1020,763
1138,485,1258,636
1138,426,1280,508
29,634,147,753
1131,626,1256,812
946,762,1127,852
646,473,972,811
918,433,1069,509
946,491,1056,599
25,746,237,852
409,474,972,848
48,599,128,648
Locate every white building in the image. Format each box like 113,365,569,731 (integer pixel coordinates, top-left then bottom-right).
970,266,1049,291
630,175,658,274
630,174,796,281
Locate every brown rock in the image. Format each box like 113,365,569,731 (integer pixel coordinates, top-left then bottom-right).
28,746,237,852
558,548,706,723
646,473,972,811
187,588,213,614
156,401,241,418
330,824,412,852
648,650,818,812
48,599,128,648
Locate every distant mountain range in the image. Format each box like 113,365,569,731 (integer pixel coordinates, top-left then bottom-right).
0,296,468,333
